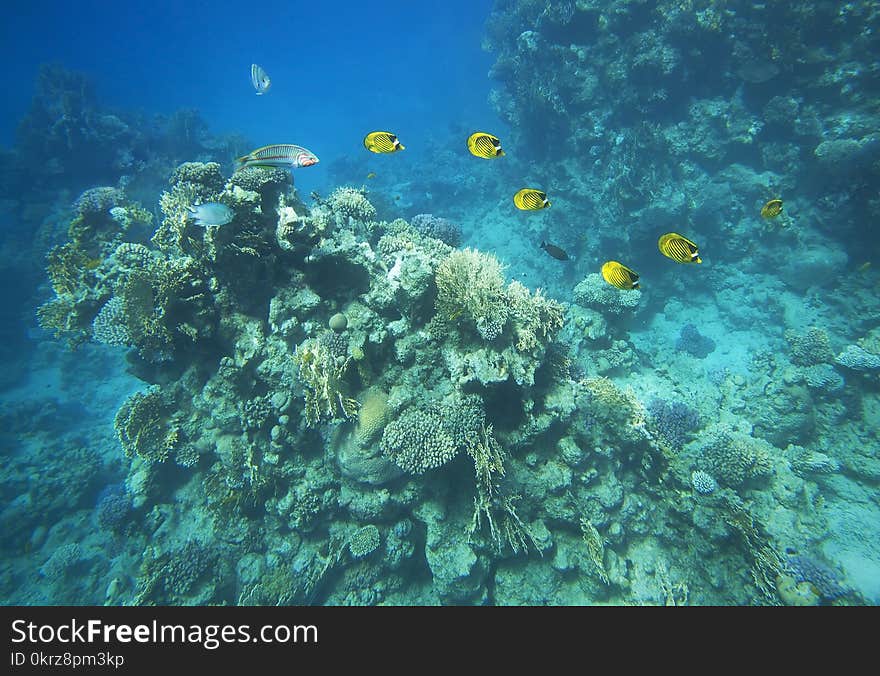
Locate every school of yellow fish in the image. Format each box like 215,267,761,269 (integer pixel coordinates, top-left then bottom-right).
241,79,793,295
354,127,725,293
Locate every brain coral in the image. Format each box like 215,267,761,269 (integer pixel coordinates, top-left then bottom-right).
355,389,390,446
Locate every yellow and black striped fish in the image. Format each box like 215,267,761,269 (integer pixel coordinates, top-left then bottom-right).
364,131,404,154
467,132,504,159
760,198,783,218
601,261,640,290
513,188,550,211
658,232,701,264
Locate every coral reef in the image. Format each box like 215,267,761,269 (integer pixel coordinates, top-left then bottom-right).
410,213,462,247
690,424,774,489
675,323,716,359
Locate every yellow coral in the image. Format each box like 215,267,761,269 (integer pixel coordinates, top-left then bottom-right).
294,338,359,426
580,376,648,443
435,248,508,340
355,388,389,445
506,280,565,352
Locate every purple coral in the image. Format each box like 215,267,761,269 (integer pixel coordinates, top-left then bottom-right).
95,483,132,532
786,555,848,602
675,323,716,358
410,213,462,247
647,398,701,448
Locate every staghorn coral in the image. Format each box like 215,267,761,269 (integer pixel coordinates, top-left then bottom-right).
294,337,359,426
410,213,462,247
95,484,132,532
675,323,716,358
114,386,179,463
435,247,509,341
647,398,701,449
784,555,849,603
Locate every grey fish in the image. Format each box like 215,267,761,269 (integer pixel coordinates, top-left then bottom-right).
188,202,234,227
251,63,271,95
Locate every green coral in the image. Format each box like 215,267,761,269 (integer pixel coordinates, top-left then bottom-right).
573,273,642,315
693,424,775,488
435,248,509,341
784,327,835,366
380,406,459,474
114,386,179,463
294,337,359,426
349,525,381,558
506,280,565,353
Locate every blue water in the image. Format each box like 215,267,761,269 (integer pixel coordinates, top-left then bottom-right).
2,1,879,607
0,0,497,195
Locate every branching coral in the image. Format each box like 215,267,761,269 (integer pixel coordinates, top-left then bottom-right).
380,406,458,474
326,186,377,224
466,424,537,555
379,394,486,475
435,248,509,341
294,337,359,426
506,280,565,352
114,386,179,463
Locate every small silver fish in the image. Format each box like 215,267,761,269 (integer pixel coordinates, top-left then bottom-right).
251,63,271,95
188,202,234,227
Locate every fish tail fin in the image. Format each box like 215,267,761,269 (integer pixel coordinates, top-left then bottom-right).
540,241,546,249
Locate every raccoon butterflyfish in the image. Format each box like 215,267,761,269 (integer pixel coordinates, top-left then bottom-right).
364,131,404,154
541,241,570,261
601,261,640,290
467,132,505,159
761,198,783,219
513,188,550,211
658,232,701,264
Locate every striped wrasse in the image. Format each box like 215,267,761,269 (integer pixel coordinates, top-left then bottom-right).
236,144,319,171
